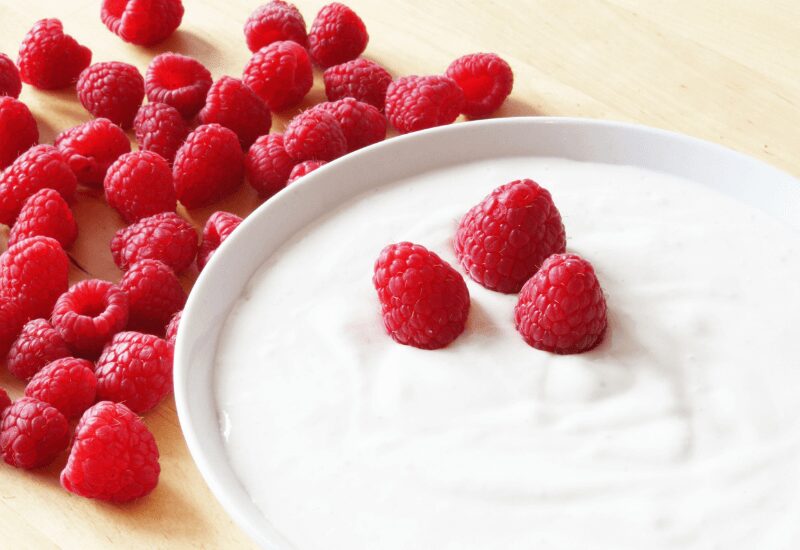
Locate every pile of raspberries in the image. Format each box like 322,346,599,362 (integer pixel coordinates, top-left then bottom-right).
0,0,514,503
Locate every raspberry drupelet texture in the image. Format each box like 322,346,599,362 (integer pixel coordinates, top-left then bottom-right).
61,401,160,502
197,212,243,271
133,103,188,164
17,19,92,90
0,53,22,98
145,53,212,119
0,397,69,469
95,332,174,414
54,118,131,188
243,40,313,112
164,310,181,348
120,260,187,334
104,151,177,223
245,133,294,197
385,75,464,134
25,357,97,419
373,242,471,350
199,77,272,149
0,96,38,169
514,253,608,354
101,0,184,46
315,98,386,152
245,1,308,52
7,318,70,381
173,124,245,209
287,160,326,184
0,294,27,357
446,53,514,118
284,109,347,162
0,389,10,413
0,236,69,321
323,58,392,110
9,188,78,248
454,179,567,294
77,62,144,129
110,212,198,273
308,3,369,68
51,280,130,359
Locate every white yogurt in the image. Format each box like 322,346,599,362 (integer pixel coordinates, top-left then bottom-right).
215,157,800,550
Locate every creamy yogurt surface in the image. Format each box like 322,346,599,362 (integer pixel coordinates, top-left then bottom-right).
215,157,800,550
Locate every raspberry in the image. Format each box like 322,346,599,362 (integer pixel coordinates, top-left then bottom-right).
133,103,188,164
284,109,347,162
101,0,184,46
104,151,177,223
373,242,470,350
287,160,326,184
455,179,567,294
0,236,69,321
77,62,145,129
515,253,608,354
0,397,69,469
0,389,10,413
315,98,386,152
165,310,181,347
0,53,22,99
245,1,308,52
0,96,38,169
197,212,242,271
323,58,392,110
446,53,514,118
61,401,160,502
54,118,131,188
25,357,97,419
173,124,244,209
243,40,313,112
95,332,173,414
120,260,186,334
199,77,272,149
110,212,198,273
51,280,130,359
9,189,78,248
245,133,293,197
0,145,76,225
308,3,368,68
7,319,70,381
145,53,212,119
17,19,92,90
0,294,26,357
385,75,464,134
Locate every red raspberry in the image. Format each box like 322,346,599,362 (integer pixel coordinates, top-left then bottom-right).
17,19,92,90
7,319,70,381
373,242,470,350
386,75,465,134
0,236,69,321
133,103,188,164
77,62,144,129
25,357,97,419
197,212,242,271
101,0,184,46
111,212,198,273
199,77,272,149
245,133,293,197
0,389,10,413
245,1,308,52
515,253,608,354
0,397,69,469
165,310,181,348
0,96,38,169
287,160,326,184
95,332,173,413
61,401,160,502
0,294,27,357
446,53,514,118
173,124,244,209
145,53,212,119
0,145,76,225
323,58,392,110
455,179,566,294
104,151,177,223
308,3,368,69
284,109,347,162
315,98,386,152
9,188,78,248
54,118,131,188
0,53,22,99
243,40,313,112
51,280,130,359
120,260,186,333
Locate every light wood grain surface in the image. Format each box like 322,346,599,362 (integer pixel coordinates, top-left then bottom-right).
0,1,798,548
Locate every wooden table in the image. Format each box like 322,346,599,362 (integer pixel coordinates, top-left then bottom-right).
1,1,798,547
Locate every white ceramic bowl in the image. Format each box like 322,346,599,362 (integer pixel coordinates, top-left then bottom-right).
174,117,800,548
